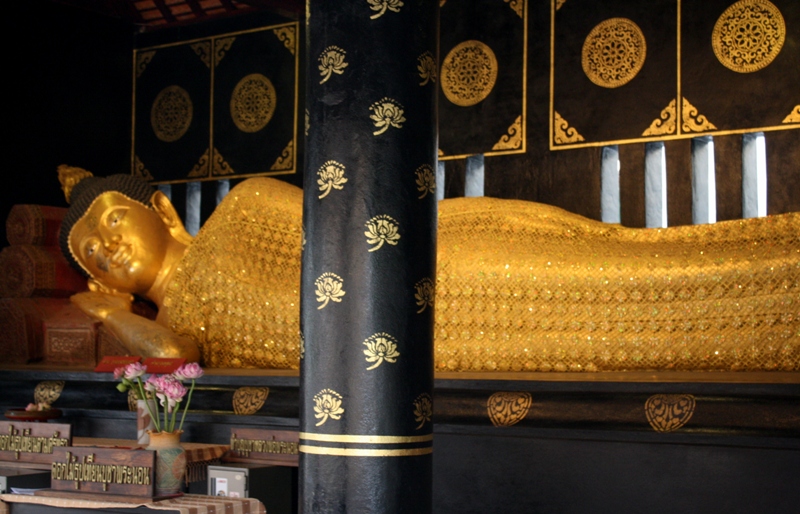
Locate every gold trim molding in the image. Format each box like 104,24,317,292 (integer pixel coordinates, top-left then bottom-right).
681,98,717,133
273,26,296,55
212,147,234,176
553,111,584,144
645,394,696,432
270,140,295,171
232,386,270,415
643,99,677,136
299,446,432,457
299,433,433,444
187,148,211,178
191,41,211,68
782,105,800,124
492,115,523,150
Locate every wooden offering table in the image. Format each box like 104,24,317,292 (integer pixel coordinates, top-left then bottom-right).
0,493,265,514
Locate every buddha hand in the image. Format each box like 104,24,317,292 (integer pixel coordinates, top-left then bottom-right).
70,291,133,320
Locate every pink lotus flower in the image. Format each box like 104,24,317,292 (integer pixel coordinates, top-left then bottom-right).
123,362,147,380
113,367,126,380
173,363,204,381
156,380,187,413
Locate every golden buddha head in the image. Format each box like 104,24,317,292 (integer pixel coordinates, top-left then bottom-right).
58,168,190,295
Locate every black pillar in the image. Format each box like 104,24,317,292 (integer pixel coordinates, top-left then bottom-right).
300,1,438,512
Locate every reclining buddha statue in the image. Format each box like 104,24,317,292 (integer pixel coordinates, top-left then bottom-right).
59,165,800,372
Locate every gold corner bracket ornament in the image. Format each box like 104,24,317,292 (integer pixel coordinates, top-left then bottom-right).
681,98,717,133
556,0,566,10
270,140,295,171
553,111,584,144
191,42,212,68
492,115,524,151
487,392,532,427
133,155,155,181
136,51,156,78
273,26,296,55
782,105,800,124
214,37,236,67
187,149,211,178
643,99,677,137
645,394,696,433
212,147,234,176
504,0,523,18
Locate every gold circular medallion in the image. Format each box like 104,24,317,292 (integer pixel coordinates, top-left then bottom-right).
712,0,785,73
230,73,277,133
151,85,193,142
582,18,647,88
440,40,498,107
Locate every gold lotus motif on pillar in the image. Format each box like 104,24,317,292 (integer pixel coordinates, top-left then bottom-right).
313,389,344,426
363,332,401,370
415,164,436,199
417,51,437,86
230,73,276,133
233,387,270,415
582,18,647,88
318,46,348,84
314,272,346,309
645,394,696,432
712,0,785,73
151,85,193,142
370,98,406,135
317,160,348,199
365,215,401,251
413,393,433,429
487,391,532,427
414,278,435,313
367,0,404,20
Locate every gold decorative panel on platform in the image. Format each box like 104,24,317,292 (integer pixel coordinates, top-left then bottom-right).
550,0,799,150
438,0,528,160
132,22,300,183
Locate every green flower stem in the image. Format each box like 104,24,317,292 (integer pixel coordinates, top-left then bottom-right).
177,380,196,432
169,400,181,432
136,379,160,432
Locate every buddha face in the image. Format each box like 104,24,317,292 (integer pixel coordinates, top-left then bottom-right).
69,191,169,294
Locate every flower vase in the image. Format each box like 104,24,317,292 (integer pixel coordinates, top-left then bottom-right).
136,399,157,445
146,430,186,496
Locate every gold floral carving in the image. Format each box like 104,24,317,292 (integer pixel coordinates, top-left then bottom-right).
681,98,717,133
487,392,532,427
273,26,296,55
214,37,235,66
417,51,437,86
317,160,347,198
233,387,270,415
151,85,193,143
212,147,234,176
643,99,677,136
712,0,785,73
136,51,155,78
133,155,155,181
370,98,406,135
782,105,800,124
191,41,212,68
365,215,401,251
553,112,585,144
492,115,523,150
270,140,294,171
34,381,65,406
363,333,401,370
413,393,433,429
313,389,344,426
504,0,523,18
188,148,211,178
645,394,696,432
414,278,435,313
556,0,566,9
314,272,345,309
319,46,348,84
437,149,445,157
415,165,436,199
230,73,276,133
127,389,137,411
367,0,404,20
440,40,498,107
582,18,647,88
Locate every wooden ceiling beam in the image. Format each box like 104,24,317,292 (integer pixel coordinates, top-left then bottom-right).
152,0,178,24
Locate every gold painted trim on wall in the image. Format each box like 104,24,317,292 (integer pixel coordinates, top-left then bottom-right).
299,446,433,457
299,433,433,444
